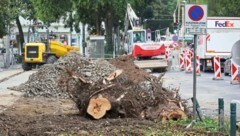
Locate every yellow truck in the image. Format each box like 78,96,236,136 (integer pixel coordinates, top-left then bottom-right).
22,40,79,71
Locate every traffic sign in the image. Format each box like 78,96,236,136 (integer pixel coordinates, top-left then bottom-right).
188,5,204,21
172,35,178,42
185,4,207,35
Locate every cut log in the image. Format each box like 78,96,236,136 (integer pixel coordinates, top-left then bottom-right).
87,95,111,119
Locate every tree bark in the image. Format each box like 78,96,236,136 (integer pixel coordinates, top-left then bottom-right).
16,16,24,52
105,12,114,54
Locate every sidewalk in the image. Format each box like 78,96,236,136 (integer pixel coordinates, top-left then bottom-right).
0,65,23,81
0,70,36,113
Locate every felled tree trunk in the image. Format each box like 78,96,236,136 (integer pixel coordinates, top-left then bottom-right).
60,69,186,120
57,55,188,121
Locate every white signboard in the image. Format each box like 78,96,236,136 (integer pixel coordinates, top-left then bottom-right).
207,17,240,29
185,4,207,35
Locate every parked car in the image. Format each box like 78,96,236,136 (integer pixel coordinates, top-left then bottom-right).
0,48,6,53
224,58,231,76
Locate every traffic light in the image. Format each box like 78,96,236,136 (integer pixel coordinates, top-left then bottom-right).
173,22,178,34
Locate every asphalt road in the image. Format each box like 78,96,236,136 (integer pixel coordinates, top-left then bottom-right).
158,70,240,120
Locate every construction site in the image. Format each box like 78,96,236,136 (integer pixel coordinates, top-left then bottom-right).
1,1,240,135
0,52,231,135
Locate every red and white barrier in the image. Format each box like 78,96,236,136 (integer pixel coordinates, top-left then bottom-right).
185,47,193,60
165,47,171,63
185,54,192,73
190,48,194,60
196,56,201,76
179,53,184,71
213,56,223,80
231,59,239,84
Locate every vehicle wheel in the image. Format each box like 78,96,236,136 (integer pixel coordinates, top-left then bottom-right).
224,71,229,76
22,62,32,71
200,65,203,71
46,55,57,64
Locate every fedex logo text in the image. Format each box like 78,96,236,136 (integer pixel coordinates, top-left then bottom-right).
215,21,234,27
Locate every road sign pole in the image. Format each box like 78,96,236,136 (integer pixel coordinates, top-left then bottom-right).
193,34,197,120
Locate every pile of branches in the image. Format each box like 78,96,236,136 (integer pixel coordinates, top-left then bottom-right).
10,52,188,121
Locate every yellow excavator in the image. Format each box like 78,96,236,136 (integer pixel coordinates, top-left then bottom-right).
22,36,79,71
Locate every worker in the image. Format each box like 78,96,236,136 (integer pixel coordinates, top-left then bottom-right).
134,33,142,42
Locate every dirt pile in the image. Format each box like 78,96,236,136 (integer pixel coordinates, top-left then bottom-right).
9,52,116,98
108,55,154,83
9,52,188,121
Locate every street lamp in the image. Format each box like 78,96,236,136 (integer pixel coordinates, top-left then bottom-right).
181,0,187,47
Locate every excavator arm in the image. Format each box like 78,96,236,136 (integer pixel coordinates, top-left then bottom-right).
124,4,142,35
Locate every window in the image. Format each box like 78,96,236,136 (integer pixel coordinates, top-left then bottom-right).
133,31,145,43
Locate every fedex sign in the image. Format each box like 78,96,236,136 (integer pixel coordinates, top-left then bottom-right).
215,21,234,27
207,18,240,29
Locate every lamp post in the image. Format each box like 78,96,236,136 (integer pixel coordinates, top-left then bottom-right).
181,0,186,47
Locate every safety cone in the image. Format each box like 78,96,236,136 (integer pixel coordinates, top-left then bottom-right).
213,56,223,80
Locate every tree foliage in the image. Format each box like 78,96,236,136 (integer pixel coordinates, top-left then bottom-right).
212,0,240,16
72,0,136,53
195,0,240,17
144,0,177,35
0,0,10,38
0,0,36,50
31,0,72,23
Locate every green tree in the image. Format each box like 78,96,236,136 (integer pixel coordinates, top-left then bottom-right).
8,0,37,50
73,0,135,54
212,0,240,16
0,0,10,38
194,0,240,17
31,0,72,23
143,0,177,35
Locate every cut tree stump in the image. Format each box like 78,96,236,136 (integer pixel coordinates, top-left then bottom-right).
87,95,111,119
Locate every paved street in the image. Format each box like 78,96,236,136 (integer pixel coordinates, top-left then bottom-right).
160,70,240,120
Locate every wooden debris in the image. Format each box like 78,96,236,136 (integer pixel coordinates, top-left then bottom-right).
105,69,123,81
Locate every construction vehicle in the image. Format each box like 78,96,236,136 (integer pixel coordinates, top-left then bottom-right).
124,3,167,71
22,28,79,71
224,40,240,76
197,17,240,72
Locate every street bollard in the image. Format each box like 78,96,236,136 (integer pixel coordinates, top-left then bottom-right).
218,98,224,131
230,102,237,136
191,97,203,121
